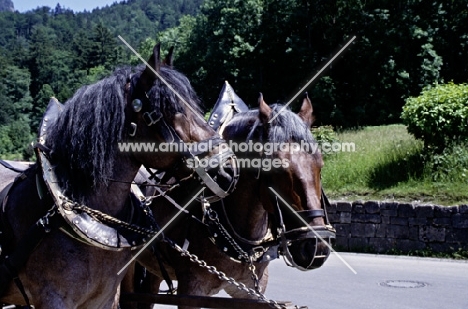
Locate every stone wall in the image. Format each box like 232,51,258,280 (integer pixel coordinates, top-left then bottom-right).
328,200,468,253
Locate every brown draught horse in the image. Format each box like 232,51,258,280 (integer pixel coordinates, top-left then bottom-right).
0,45,238,308
122,93,336,309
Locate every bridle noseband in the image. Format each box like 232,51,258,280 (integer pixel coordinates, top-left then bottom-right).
272,187,336,271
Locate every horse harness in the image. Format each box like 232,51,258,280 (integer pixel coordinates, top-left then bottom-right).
0,103,162,306
144,157,335,265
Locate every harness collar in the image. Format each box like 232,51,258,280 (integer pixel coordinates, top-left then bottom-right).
37,147,159,251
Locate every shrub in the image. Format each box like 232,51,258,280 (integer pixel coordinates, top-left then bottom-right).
425,141,468,182
401,83,468,149
312,125,337,145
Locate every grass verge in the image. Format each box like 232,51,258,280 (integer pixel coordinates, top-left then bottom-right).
320,124,468,206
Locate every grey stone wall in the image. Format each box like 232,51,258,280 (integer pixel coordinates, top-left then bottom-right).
328,200,468,253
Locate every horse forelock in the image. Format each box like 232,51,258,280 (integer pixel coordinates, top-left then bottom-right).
229,104,318,148
268,104,317,146
45,68,131,199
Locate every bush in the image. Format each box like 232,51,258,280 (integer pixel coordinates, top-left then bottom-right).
425,141,468,183
401,83,468,148
311,125,337,145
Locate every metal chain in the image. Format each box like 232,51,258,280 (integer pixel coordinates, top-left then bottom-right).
59,196,157,237
205,207,267,262
204,206,267,292
247,258,262,293
168,241,285,309
205,208,250,261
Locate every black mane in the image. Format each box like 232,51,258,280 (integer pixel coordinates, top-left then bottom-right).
45,65,202,199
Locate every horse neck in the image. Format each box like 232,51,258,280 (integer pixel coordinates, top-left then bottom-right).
85,155,140,217
222,173,270,241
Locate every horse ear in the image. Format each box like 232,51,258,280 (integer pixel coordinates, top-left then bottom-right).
258,93,272,124
163,46,174,67
297,92,314,127
140,43,161,90
152,43,161,72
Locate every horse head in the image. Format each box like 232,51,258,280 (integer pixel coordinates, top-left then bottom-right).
125,43,238,201
223,93,335,271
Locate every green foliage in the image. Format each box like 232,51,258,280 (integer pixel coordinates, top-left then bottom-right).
168,0,454,126
0,0,203,158
425,142,468,183
322,125,468,205
89,22,119,69
176,0,264,102
31,84,55,130
311,126,337,145
0,64,34,160
2,0,468,160
401,83,468,148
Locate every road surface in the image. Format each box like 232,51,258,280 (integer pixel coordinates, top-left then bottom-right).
153,253,468,309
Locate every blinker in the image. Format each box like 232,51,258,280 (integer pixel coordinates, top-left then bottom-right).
132,99,143,112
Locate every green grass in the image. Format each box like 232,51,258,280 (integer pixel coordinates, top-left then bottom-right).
320,124,468,205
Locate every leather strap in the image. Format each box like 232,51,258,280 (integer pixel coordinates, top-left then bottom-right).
297,209,325,220
152,246,175,294
0,183,14,213
0,160,22,173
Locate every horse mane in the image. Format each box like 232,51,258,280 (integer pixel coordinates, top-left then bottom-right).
44,65,203,200
226,104,318,149
44,68,130,199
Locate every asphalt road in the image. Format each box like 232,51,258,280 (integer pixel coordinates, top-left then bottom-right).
153,252,468,309
264,253,468,309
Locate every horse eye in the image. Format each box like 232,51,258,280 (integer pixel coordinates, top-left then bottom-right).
132,99,143,112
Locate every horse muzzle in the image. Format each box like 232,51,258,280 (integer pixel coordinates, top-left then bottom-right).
190,140,239,202
280,225,336,271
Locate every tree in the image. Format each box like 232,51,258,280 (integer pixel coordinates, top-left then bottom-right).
177,0,264,106
0,64,33,159
31,83,55,131
90,22,118,69
72,30,94,71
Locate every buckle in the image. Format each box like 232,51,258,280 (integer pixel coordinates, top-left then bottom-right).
143,111,162,126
